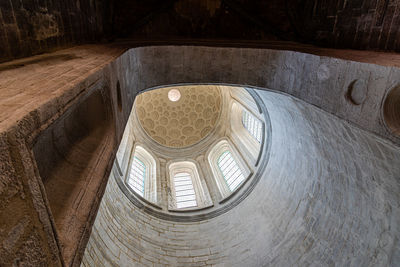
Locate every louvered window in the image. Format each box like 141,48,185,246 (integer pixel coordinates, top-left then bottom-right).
242,109,262,143
217,151,245,191
127,156,146,196
173,172,197,209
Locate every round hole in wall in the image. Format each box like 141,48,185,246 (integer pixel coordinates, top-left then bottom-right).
116,81,122,111
383,85,400,136
346,79,367,105
168,89,181,102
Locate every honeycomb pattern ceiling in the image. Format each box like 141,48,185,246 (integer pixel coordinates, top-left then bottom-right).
135,85,222,148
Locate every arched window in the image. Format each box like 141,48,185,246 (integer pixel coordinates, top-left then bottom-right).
217,150,245,191
207,139,251,199
126,145,157,203
242,109,262,143
173,172,197,209
168,161,212,210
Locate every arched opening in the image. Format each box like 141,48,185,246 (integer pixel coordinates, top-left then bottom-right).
111,84,268,219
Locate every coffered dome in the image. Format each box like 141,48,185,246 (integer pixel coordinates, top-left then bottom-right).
135,85,222,148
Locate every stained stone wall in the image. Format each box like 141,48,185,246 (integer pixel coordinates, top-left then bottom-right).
82,89,400,266
0,0,104,63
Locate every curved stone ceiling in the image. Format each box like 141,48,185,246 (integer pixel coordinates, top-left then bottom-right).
135,85,222,148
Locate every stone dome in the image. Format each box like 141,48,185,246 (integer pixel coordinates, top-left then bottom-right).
135,85,222,148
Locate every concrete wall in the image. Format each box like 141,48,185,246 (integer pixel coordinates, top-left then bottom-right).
82,89,400,266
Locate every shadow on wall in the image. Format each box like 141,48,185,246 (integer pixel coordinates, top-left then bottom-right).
383,85,400,136
33,86,116,265
0,54,82,72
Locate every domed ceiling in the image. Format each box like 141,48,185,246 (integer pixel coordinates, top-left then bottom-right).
135,85,222,148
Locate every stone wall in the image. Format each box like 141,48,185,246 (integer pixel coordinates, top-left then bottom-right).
0,45,128,266
82,89,400,266
0,0,104,62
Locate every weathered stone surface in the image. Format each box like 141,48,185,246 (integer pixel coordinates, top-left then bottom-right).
0,45,130,266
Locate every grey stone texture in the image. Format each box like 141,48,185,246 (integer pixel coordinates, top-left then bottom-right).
82,89,400,267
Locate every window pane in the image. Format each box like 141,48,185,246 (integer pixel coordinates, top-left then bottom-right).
242,109,262,143
217,150,245,191
127,156,146,196
173,172,197,209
